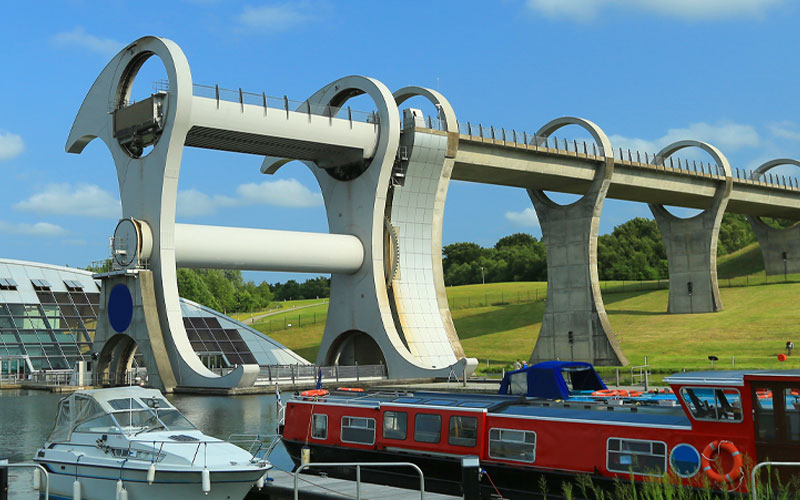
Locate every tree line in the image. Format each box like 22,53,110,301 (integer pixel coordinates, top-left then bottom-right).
443,214,757,286
84,261,331,314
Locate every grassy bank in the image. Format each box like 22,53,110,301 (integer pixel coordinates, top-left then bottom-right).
251,275,800,375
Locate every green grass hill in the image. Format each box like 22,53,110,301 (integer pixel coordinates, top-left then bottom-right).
247,243,800,375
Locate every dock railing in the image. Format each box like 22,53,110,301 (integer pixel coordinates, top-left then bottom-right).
294,461,425,500
0,461,50,500
750,461,800,500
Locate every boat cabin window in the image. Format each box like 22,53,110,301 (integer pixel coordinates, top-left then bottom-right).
679,387,742,422
311,414,327,440
414,413,441,444
785,387,800,441
488,428,536,463
109,398,144,411
753,387,776,440
383,411,407,440
74,415,119,434
606,438,667,476
341,416,375,445
449,416,478,447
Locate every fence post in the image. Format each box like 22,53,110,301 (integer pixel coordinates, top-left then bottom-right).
615,368,620,387
0,457,8,500
356,362,360,381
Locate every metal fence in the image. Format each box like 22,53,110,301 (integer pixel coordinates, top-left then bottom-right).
257,364,387,384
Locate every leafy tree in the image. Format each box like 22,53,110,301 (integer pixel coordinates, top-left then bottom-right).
176,268,220,310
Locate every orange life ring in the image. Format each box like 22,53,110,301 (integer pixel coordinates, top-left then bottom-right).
756,389,772,400
337,387,364,392
300,389,329,398
701,440,743,483
592,389,642,398
592,389,619,397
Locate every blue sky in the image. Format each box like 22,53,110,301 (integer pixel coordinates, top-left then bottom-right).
2,0,800,283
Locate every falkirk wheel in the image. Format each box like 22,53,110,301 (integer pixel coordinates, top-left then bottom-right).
66,36,476,390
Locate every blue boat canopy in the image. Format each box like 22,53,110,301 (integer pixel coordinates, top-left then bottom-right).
498,361,607,399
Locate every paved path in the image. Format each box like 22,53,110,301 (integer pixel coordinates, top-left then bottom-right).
240,301,329,326
250,469,457,500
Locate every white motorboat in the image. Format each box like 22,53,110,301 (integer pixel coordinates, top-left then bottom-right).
34,386,271,500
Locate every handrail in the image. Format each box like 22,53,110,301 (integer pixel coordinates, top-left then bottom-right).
750,461,800,500
1,462,50,500
294,461,425,500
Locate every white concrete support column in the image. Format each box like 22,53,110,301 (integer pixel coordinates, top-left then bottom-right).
649,141,733,314
66,36,259,389
528,117,627,367
747,160,800,277
262,78,476,379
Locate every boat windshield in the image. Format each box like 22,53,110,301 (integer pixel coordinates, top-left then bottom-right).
111,408,197,435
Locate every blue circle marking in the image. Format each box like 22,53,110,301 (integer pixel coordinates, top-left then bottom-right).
108,284,134,333
670,443,701,478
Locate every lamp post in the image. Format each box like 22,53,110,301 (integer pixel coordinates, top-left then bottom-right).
783,251,788,281
480,266,485,285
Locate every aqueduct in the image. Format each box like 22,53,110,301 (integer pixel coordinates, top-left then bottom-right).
67,37,800,389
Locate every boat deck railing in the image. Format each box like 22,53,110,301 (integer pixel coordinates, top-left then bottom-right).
227,433,281,461
294,461,425,500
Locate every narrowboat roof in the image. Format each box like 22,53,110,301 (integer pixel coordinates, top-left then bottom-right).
292,389,691,428
664,369,800,386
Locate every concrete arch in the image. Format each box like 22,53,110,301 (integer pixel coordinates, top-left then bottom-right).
529,116,614,208
66,36,258,389
325,330,387,367
527,117,626,366
95,334,140,386
648,140,733,314
747,159,800,276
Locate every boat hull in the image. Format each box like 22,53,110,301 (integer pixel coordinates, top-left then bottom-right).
36,459,267,500
283,438,589,500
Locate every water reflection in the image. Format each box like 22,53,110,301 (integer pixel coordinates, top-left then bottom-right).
0,389,292,498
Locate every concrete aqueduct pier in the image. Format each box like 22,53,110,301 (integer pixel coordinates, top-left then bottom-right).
66,36,800,389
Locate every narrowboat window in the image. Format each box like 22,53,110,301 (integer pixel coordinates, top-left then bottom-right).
753,387,775,440
383,411,407,440
679,387,742,422
606,438,667,476
449,415,478,447
414,413,441,444
488,428,536,463
341,416,375,445
785,388,800,441
311,414,327,440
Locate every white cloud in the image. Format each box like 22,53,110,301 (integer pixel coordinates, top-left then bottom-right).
526,0,783,22
235,3,313,32
236,179,322,207
610,121,760,156
768,121,800,142
14,183,121,218
505,207,540,227
177,189,238,217
0,131,24,161
177,178,322,217
52,27,123,57
0,221,66,237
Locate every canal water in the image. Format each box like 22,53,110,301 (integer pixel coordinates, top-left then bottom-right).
0,389,293,498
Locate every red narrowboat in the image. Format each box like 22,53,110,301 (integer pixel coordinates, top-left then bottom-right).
280,363,800,498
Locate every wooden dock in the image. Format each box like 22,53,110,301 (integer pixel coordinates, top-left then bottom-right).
247,469,460,500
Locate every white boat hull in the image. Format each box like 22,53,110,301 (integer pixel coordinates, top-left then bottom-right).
36,460,268,500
